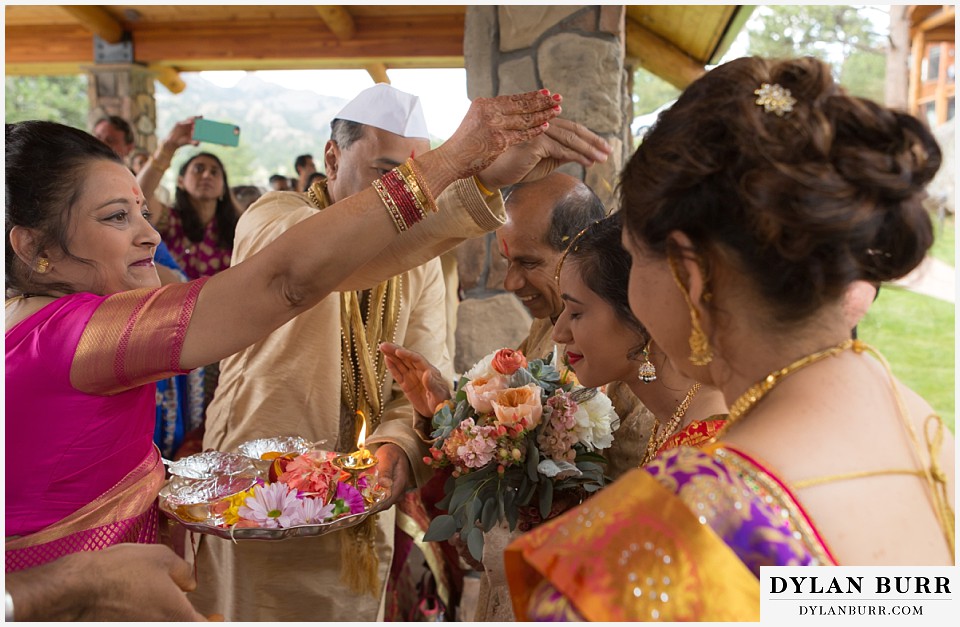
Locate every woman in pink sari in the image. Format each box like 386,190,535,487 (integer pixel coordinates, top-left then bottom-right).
4,94,580,573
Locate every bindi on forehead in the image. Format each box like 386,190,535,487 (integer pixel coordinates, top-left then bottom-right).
131,186,142,205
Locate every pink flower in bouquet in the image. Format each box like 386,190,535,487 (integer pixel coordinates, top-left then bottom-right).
457,431,498,469
491,383,543,430
464,374,509,414
277,452,338,500
491,348,528,375
238,482,302,528
440,424,471,466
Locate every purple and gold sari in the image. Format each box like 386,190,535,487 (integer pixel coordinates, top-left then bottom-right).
505,442,836,621
5,279,207,571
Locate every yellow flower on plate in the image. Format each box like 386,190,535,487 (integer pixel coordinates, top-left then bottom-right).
212,486,256,526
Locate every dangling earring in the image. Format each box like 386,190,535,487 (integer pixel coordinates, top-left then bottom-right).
638,339,657,383
668,255,713,366
35,258,50,274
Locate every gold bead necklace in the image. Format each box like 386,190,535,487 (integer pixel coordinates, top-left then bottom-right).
716,338,864,439
642,382,701,464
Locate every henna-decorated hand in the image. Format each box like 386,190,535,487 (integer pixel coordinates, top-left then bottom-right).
436,90,562,180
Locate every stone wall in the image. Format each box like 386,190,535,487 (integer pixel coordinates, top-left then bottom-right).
85,64,159,153
455,5,631,371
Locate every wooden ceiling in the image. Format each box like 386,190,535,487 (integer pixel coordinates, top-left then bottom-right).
5,5,749,93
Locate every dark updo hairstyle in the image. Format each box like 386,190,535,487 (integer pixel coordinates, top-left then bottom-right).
620,56,941,323
174,152,239,250
564,212,650,358
6,120,122,296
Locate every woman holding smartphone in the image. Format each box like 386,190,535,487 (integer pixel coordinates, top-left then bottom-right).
136,117,239,280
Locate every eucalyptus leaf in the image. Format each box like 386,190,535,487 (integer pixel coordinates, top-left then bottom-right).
538,478,554,519
525,438,539,481
481,496,498,531
466,526,485,563
504,489,519,531
574,451,608,465
454,376,469,403
449,480,475,515
465,496,479,523
423,514,458,542
583,483,602,492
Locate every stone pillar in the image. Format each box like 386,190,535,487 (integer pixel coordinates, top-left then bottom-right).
84,63,159,153
455,5,631,372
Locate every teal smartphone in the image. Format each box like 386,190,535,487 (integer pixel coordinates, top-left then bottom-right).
192,119,240,147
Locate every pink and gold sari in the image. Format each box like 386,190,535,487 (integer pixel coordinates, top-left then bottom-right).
505,443,836,621
5,279,207,572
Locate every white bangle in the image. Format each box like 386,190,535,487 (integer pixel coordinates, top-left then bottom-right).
5,589,14,621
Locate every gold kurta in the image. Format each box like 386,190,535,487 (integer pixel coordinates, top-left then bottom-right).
190,180,504,621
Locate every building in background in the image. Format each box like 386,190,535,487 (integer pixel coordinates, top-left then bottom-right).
909,5,955,127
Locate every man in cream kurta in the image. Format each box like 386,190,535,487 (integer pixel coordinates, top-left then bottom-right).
191,86,504,621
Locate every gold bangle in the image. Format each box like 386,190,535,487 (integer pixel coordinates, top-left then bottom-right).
151,151,172,171
405,158,438,212
396,162,430,216
372,178,407,233
473,175,496,197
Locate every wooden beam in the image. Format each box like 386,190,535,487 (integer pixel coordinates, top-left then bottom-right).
314,5,356,40
149,64,186,94
917,6,955,33
59,5,123,44
625,18,705,90
908,30,925,117
365,63,389,84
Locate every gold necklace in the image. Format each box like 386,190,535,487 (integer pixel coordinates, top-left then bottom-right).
642,382,701,464
716,338,863,439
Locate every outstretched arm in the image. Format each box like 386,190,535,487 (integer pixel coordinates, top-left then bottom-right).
179,91,561,370
137,116,200,229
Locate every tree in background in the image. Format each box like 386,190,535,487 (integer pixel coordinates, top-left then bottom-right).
5,75,88,129
745,5,888,103
631,68,680,118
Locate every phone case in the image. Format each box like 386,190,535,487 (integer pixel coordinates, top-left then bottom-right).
192,119,241,147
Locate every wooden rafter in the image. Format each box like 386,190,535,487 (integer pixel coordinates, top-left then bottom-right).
625,17,705,90
149,64,185,94
314,5,356,40
58,5,124,44
365,62,389,85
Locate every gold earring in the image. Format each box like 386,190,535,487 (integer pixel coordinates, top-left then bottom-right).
638,339,657,383
35,258,50,274
668,255,713,366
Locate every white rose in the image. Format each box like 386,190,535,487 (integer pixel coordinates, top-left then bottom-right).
463,350,500,381
572,392,618,451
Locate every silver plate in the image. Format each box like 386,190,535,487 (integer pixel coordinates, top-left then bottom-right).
159,481,391,541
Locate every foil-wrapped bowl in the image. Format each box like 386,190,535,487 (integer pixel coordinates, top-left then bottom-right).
165,451,256,479
235,436,313,460
159,474,259,525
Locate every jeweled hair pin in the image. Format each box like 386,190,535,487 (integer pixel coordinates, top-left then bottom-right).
754,83,796,117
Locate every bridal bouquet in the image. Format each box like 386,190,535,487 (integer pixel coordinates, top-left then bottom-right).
421,348,618,560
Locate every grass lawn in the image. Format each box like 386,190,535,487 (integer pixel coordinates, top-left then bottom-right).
928,214,954,267
857,285,955,433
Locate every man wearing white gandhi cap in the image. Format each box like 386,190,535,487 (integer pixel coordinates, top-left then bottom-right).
190,83,612,621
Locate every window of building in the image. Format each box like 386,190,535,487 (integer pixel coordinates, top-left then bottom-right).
924,101,937,127
948,97,955,122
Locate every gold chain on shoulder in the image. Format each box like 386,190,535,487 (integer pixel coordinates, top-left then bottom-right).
641,382,701,465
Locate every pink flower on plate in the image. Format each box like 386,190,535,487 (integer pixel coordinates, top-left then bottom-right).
237,482,302,528
464,375,509,414
277,453,337,501
491,383,543,430
336,482,366,515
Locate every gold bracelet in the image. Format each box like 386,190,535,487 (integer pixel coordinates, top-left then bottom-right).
151,151,172,171
372,178,407,233
405,158,438,213
396,162,431,217
473,175,496,197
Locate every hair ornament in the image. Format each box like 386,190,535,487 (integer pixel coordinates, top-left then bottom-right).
754,83,796,117
554,220,603,285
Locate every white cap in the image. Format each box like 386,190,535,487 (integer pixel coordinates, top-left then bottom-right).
333,83,430,139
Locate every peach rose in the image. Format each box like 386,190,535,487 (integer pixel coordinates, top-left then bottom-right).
464,374,509,414
491,383,543,430
491,348,528,376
